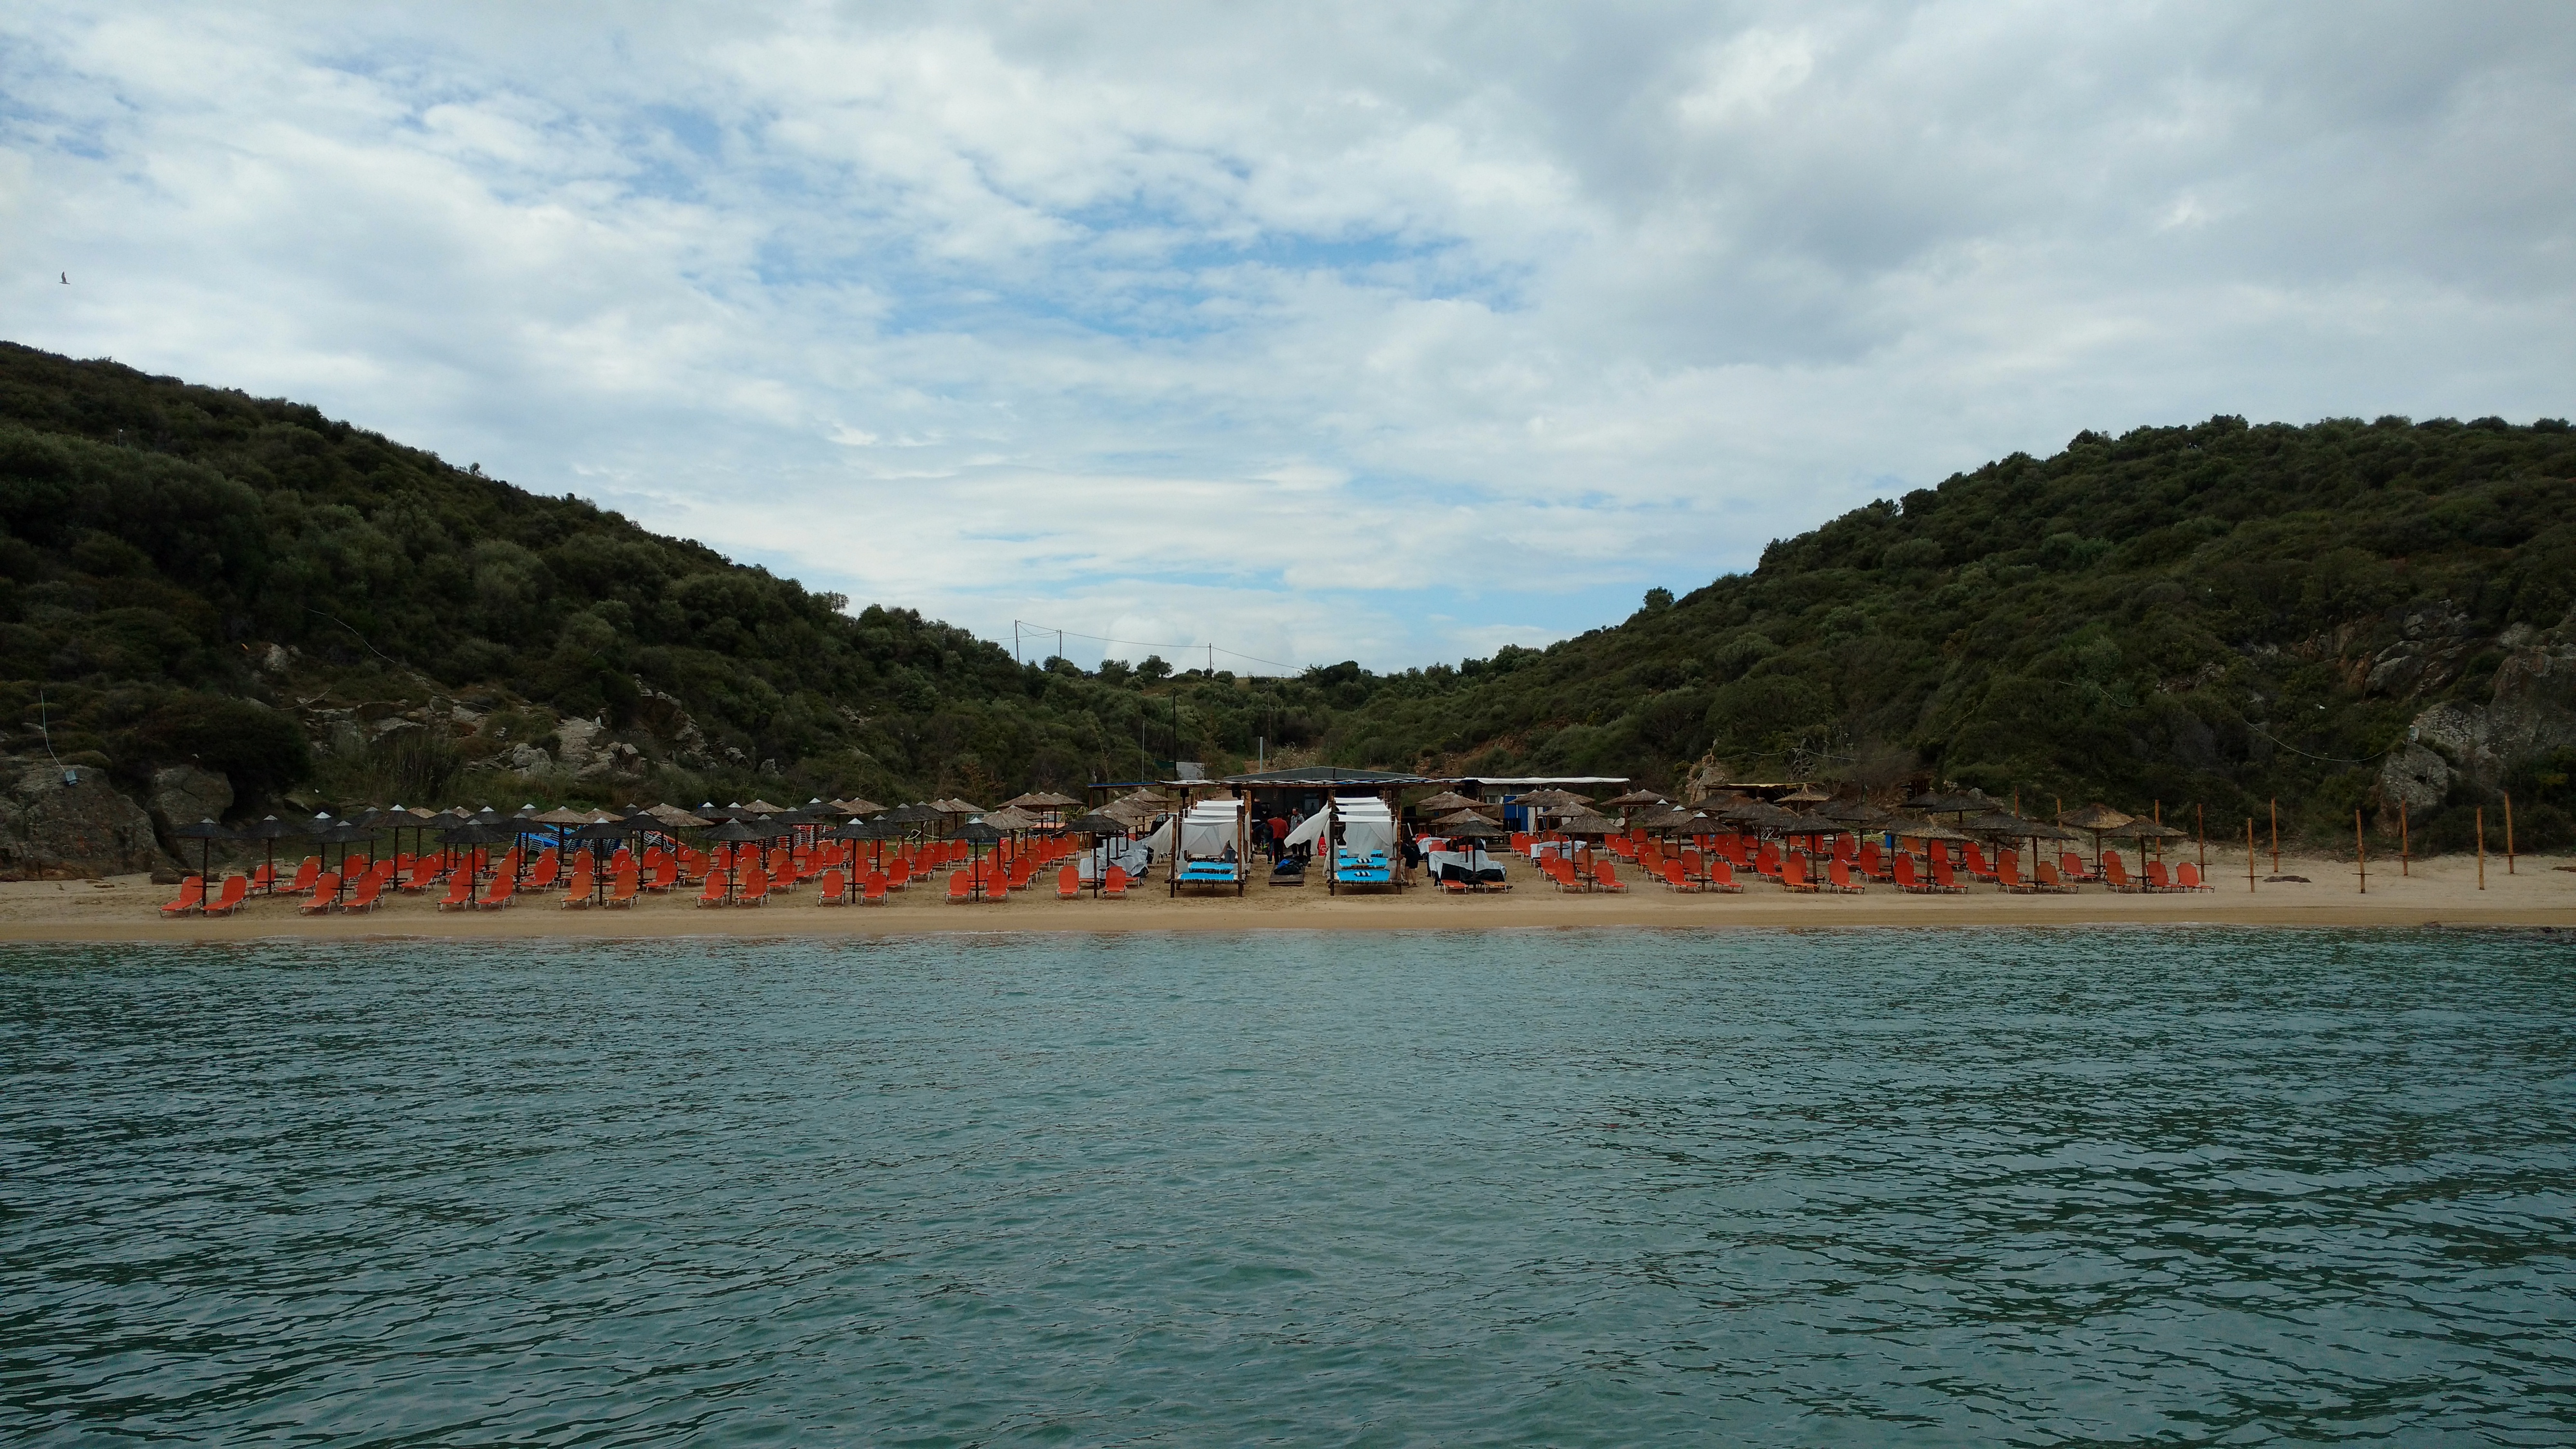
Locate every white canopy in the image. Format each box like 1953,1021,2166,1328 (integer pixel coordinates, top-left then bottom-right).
1331,797,1397,859
1282,811,1331,851
1179,798,1247,860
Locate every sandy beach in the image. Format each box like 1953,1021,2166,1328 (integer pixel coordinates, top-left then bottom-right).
5,850,2570,942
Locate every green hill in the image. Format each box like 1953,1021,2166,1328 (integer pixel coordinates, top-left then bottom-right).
0,343,1343,832
3,341,2570,860
1327,414,2576,852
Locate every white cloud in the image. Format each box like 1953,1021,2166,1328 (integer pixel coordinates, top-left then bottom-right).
2,0,2572,669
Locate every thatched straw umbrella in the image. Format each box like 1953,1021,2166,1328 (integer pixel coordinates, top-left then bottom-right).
1413,789,1484,812
238,814,301,894
1551,808,1621,885
2058,803,2134,878
1066,811,1127,898
168,818,237,907
437,819,511,904
2111,818,2187,871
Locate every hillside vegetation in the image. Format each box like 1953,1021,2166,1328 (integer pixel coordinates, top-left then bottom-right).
0,343,1344,822
1330,414,2576,852
3,342,2570,856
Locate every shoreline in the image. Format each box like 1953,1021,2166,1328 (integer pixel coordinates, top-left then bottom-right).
5,851,2568,943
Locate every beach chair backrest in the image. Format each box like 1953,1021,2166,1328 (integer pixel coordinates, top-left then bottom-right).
1932,856,1957,888
2178,863,2202,889
864,871,887,901
1784,853,1809,887
1894,855,1919,889
216,875,247,910
1710,859,1734,886
2105,857,2130,887
2147,860,2170,888
947,872,972,899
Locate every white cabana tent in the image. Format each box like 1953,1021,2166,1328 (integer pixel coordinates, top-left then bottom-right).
1325,796,1399,893
1172,797,1249,895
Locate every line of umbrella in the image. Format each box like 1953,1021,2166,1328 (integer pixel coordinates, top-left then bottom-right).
161,787,1154,910
1409,783,2193,889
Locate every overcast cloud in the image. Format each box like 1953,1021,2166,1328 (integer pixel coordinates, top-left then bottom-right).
3,1,2571,670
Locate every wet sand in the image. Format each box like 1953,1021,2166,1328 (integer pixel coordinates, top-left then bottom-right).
5,850,2571,942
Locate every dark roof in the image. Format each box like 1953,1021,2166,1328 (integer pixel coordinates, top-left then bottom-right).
1216,766,1430,787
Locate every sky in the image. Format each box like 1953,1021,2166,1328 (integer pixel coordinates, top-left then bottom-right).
3,2,2572,672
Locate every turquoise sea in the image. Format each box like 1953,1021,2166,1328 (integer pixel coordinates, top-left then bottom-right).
4,928,2573,1445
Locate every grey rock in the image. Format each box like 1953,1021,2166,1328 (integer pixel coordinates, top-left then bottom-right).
553,717,603,770
2365,649,2426,698
148,765,233,834
0,762,166,879
2395,644,2576,795
2377,743,2450,814
502,742,552,772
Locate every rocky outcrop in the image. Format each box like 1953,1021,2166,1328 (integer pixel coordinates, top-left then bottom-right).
0,762,166,879
632,682,711,766
147,765,233,835
552,717,645,781
2379,614,2576,807
2363,600,2481,699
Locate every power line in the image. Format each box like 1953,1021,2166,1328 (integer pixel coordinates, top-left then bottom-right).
1007,618,1308,675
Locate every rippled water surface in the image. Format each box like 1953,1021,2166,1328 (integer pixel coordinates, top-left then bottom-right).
5,928,2574,1445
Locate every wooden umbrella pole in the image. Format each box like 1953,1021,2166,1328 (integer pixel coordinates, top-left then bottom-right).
2400,800,2410,875
2355,809,2365,894
2477,806,2486,889
2505,792,2515,874
2246,817,2256,892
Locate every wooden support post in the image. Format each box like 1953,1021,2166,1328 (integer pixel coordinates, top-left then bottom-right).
2355,809,2365,894
2400,800,2410,876
2505,792,2515,875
